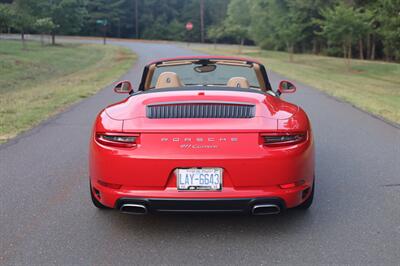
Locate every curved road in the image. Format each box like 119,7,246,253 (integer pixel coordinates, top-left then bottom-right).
1,38,399,265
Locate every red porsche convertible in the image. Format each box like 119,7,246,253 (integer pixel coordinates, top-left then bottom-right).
89,56,314,215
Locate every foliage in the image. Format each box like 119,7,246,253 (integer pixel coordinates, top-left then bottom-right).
78,0,229,42
377,0,400,60
1,0,399,61
34,17,56,45
10,0,35,35
37,0,87,44
0,3,12,32
84,0,123,37
207,24,225,42
316,3,366,47
34,17,56,34
316,2,372,65
223,0,251,44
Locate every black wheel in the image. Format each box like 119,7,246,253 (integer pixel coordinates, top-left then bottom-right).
90,183,109,209
296,181,314,210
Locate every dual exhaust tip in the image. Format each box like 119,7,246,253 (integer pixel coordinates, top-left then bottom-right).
120,203,281,215
120,204,148,215
251,204,281,215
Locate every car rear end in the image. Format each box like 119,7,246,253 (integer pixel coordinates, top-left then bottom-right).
89,89,314,214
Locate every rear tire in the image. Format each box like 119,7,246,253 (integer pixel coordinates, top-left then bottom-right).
90,182,109,209
296,181,314,210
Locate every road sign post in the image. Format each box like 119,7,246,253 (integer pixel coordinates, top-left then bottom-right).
185,21,193,47
96,19,108,45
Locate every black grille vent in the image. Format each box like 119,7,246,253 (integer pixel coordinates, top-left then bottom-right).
146,102,255,119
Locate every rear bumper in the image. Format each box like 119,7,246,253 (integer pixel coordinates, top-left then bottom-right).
91,180,313,210
116,197,286,214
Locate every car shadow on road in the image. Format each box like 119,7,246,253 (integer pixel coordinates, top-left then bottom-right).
99,209,316,238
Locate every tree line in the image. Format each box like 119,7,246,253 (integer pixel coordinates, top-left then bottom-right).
215,0,400,62
0,0,399,61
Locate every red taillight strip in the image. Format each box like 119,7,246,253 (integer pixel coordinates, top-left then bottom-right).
95,133,139,148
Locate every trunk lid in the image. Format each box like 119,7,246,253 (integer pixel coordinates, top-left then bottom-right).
106,89,299,132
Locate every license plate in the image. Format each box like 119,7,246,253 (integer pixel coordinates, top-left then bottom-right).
176,168,223,191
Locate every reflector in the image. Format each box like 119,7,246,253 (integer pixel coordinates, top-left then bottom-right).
98,180,122,189
279,180,305,189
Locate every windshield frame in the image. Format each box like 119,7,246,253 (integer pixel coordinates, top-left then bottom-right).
137,57,273,92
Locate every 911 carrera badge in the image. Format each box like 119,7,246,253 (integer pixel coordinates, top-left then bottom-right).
161,137,238,142
179,144,218,149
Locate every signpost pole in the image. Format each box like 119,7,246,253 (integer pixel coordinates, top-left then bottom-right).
96,19,108,45
185,21,193,47
103,25,106,45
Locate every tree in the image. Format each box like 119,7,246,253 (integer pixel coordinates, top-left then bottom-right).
377,0,400,61
11,0,36,49
285,0,335,54
249,0,307,61
34,17,56,46
248,0,279,50
316,2,371,68
76,0,229,42
207,24,225,49
0,3,12,38
86,0,123,35
37,0,87,45
356,9,373,60
222,0,251,53
1,0,395,62
277,1,308,61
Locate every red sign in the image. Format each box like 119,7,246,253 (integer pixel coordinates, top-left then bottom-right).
186,22,193,31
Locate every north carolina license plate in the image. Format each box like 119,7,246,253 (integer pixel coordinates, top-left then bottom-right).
176,168,223,191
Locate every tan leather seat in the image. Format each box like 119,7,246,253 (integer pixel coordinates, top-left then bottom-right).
155,72,184,88
227,77,250,88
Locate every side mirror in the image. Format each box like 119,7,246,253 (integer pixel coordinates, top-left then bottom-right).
277,80,296,96
114,80,133,94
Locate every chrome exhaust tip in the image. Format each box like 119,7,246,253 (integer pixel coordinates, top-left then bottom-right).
252,204,280,215
120,204,148,215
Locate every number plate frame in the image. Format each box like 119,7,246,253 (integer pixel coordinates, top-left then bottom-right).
176,168,223,191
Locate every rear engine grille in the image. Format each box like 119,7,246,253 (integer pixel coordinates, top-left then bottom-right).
146,102,255,119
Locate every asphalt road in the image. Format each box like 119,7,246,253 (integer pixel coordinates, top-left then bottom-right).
1,38,399,265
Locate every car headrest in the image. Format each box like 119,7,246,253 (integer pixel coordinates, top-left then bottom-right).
155,72,184,89
227,77,250,88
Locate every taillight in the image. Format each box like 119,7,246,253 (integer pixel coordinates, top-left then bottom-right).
95,133,139,148
261,132,306,146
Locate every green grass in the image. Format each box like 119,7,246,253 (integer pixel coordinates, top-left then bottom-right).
0,40,136,143
189,43,400,125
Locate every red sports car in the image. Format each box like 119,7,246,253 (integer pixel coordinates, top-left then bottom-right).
89,56,314,215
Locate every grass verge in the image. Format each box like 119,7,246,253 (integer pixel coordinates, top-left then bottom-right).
0,40,136,143
189,43,400,125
